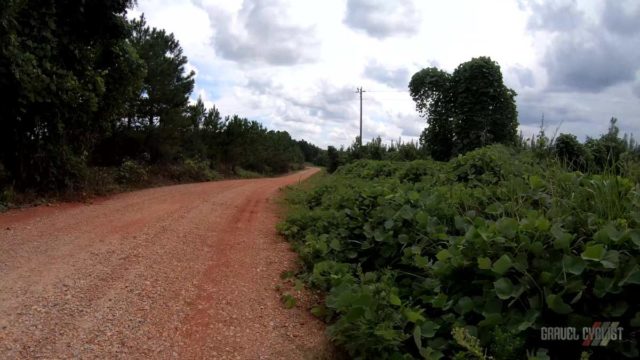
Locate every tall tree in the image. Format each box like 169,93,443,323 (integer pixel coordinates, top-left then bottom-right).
409,67,453,160
409,57,518,160
450,57,518,153
0,0,135,190
126,16,195,162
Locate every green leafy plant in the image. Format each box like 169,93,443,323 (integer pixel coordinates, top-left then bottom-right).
280,146,640,359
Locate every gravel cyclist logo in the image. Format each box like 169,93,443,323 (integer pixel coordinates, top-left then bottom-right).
540,322,624,346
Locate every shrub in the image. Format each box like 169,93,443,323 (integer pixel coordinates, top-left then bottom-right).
280,146,640,359
161,159,221,182
116,159,149,185
554,133,588,171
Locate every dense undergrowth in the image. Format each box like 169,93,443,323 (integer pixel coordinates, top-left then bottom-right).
279,145,640,359
0,158,302,211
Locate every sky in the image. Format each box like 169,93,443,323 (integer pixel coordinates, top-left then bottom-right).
128,0,640,148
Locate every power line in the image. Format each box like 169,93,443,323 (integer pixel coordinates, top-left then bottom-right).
366,90,410,93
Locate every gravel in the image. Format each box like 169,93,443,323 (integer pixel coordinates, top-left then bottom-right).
0,168,331,359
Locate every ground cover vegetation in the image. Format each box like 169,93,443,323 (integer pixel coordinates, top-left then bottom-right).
280,58,640,359
0,1,324,207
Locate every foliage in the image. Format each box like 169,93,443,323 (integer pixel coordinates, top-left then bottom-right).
327,146,342,174
553,134,589,171
409,67,453,161
117,160,149,185
409,57,518,160
0,0,136,191
0,4,314,196
280,144,640,359
161,159,221,182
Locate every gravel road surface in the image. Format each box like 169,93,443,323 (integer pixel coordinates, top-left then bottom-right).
0,167,330,359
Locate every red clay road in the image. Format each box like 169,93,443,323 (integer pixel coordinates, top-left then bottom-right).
0,167,331,359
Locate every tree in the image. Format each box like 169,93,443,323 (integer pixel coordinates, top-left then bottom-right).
450,57,518,153
409,57,518,160
0,0,135,191
409,68,453,161
554,133,588,171
125,16,195,162
327,146,341,173
585,117,627,172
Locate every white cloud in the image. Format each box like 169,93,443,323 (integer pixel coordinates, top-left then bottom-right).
131,0,640,149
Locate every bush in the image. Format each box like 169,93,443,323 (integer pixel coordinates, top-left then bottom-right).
280,146,640,359
82,167,119,195
554,133,589,171
160,159,221,182
116,160,149,185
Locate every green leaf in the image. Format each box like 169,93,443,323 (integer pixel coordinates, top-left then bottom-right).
389,293,402,306
431,293,448,308
420,347,443,360
485,202,504,215
455,296,474,314
478,313,502,327
581,243,605,261
546,294,572,314
628,229,640,248
477,257,492,270
593,276,611,298
492,254,512,275
415,211,429,225
384,219,394,230
421,321,440,338
607,301,628,317
496,217,518,239
562,255,586,275
408,191,420,201
413,324,422,350
551,225,573,250
403,308,425,323
619,265,640,286
529,175,545,189
535,217,551,232
436,249,452,262
494,278,515,299
600,250,619,269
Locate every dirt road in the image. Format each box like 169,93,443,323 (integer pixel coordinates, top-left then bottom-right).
0,168,330,359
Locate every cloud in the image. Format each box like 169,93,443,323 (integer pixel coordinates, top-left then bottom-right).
344,0,421,39
542,32,638,92
601,1,640,36
515,86,640,142
207,0,320,65
507,65,535,88
134,0,640,149
524,0,640,93
526,0,584,32
633,81,640,98
364,61,411,89
389,112,423,137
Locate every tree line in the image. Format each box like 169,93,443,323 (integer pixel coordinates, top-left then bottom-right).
0,1,322,195
325,56,639,179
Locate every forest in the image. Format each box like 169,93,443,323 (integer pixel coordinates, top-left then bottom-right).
0,1,323,204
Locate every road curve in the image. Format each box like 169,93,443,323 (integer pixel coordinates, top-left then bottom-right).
0,167,330,359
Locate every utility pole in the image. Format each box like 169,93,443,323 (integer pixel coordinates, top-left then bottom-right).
356,87,365,145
